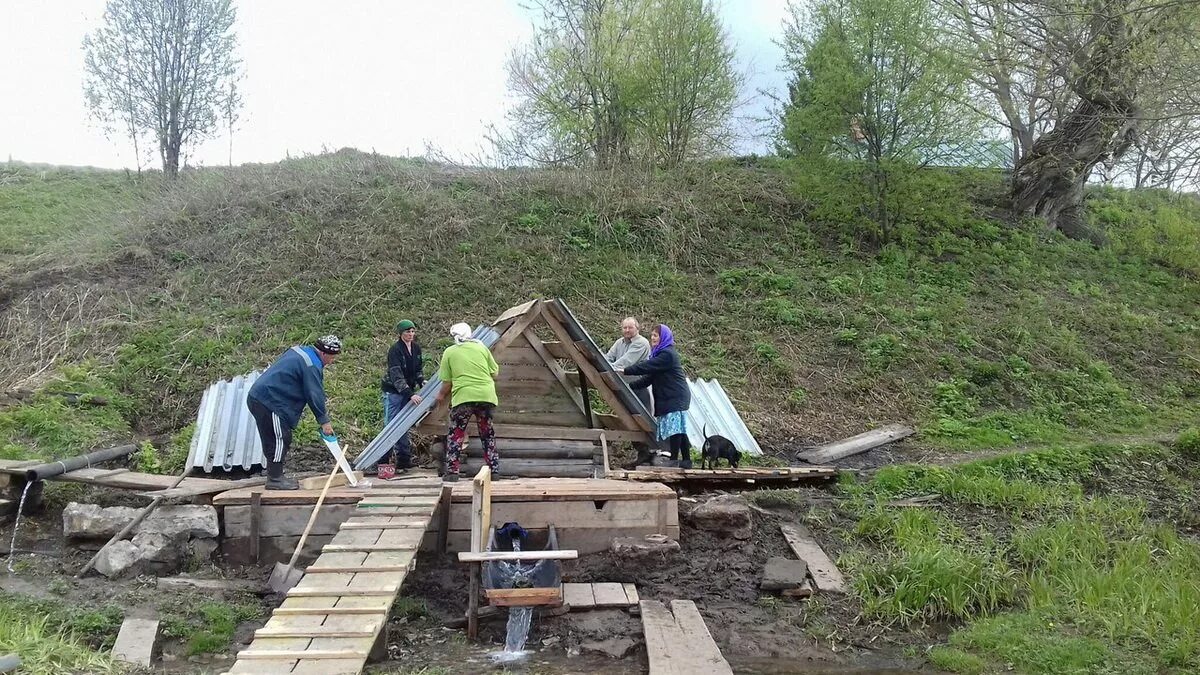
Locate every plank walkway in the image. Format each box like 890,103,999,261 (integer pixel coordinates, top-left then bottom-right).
0,459,267,497
641,600,732,674
608,465,838,484
223,478,445,675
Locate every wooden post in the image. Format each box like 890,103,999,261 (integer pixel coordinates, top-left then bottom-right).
436,484,452,555
467,466,492,640
579,372,593,428
249,491,261,564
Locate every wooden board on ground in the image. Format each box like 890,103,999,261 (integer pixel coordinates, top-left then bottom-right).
796,423,914,464
591,582,632,607
299,471,364,490
612,466,838,484
780,523,846,594
640,600,732,675
562,583,595,610
112,616,158,667
485,587,563,607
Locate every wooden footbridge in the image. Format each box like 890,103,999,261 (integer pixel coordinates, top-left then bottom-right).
224,477,445,675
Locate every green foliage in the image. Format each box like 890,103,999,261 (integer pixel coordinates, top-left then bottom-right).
927,646,985,674
1088,186,1200,276
501,0,739,167
161,599,263,656
0,593,121,673
1177,428,1200,459
0,365,130,461
134,440,162,474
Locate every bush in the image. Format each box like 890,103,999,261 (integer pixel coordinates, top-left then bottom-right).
1177,428,1200,459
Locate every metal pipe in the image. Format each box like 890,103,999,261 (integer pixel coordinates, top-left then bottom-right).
24,443,139,482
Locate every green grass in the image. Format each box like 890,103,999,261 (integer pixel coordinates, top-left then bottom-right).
842,443,1200,673
0,593,121,674
159,598,265,656
1,154,1199,460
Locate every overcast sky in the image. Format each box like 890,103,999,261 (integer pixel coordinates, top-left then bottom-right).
0,0,791,170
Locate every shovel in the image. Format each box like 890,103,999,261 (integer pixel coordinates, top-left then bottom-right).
268,460,340,593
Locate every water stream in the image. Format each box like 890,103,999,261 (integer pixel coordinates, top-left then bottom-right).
489,533,536,665
6,482,33,573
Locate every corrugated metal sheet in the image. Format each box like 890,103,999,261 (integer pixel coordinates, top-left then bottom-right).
684,378,763,456
353,325,501,470
187,371,265,472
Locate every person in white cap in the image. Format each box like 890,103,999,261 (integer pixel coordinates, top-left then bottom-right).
435,323,501,481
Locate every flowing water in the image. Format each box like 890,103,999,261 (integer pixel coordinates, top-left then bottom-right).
6,482,33,573
489,534,536,665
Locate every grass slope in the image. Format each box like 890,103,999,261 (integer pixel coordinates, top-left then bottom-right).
1,151,1198,461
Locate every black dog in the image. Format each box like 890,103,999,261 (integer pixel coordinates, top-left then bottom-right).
700,427,741,469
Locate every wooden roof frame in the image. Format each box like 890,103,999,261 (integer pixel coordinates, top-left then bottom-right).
417,299,656,443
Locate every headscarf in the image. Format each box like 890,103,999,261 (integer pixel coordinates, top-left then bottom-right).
450,322,478,344
651,323,675,357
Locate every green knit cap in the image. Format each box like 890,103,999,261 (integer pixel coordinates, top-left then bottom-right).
395,319,416,333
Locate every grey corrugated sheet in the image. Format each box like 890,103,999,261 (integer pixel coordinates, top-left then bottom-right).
684,378,763,456
187,371,265,472
353,325,501,470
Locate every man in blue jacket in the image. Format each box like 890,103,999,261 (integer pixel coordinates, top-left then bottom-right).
246,335,342,490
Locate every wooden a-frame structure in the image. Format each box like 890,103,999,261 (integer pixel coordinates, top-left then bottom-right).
420,298,657,477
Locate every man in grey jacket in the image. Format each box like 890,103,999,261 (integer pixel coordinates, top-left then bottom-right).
606,317,652,413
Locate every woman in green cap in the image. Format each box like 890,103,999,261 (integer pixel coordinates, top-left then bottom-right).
378,319,423,473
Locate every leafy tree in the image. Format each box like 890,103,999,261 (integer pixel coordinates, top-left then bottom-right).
778,0,982,241
497,0,740,168
83,0,242,178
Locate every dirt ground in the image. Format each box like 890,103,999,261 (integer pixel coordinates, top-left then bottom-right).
0,445,943,675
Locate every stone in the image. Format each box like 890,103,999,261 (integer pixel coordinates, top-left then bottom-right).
761,557,808,591
94,540,141,578
611,533,681,557
141,505,219,539
687,495,752,540
63,502,218,542
580,636,636,659
111,616,159,667
132,531,183,565
63,502,139,540
188,538,219,565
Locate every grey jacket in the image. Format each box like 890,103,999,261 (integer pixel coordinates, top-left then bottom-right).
606,335,651,370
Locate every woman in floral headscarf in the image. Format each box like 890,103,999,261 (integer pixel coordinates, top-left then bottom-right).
621,324,693,467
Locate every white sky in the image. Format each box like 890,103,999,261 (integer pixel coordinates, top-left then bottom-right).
0,0,791,169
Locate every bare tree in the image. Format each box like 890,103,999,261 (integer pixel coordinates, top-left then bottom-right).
83,0,242,178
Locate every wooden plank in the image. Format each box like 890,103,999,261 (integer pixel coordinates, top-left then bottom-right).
496,364,560,383
426,525,680,556
340,520,428,530
225,503,357,538
272,607,388,616
112,616,158,667
254,629,375,639
623,583,639,605
780,524,846,594
440,496,676,532
496,345,549,366
539,313,652,433
298,471,363,490
669,600,733,674
490,303,546,361
492,410,590,427
592,582,632,607
305,565,411,574
562,583,595,610
432,438,598,458
497,393,587,415
471,466,491,553
437,483,452,554
238,650,369,660
248,491,261,563
541,340,573,360
796,424,914,464
782,579,814,599
136,475,268,500
457,550,578,563
156,577,260,593
493,299,539,325
641,600,685,675
322,544,421,553
286,588,396,597
455,461,596,479
485,587,563,607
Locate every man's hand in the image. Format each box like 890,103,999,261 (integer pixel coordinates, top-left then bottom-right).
411,394,423,405
614,367,625,374
321,422,334,437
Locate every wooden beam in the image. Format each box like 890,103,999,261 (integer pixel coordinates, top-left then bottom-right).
490,303,546,361
457,550,579,563
437,484,453,555
523,326,588,415
253,629,375,639
780,524,846,594
322,544,422,553
538,311,653,433
796,424,913,464
237,650,369,660
305,565,412,574
285,588,396,597
271,607,387,616
493,299,540,326
470,466,492,553
485,587,563,607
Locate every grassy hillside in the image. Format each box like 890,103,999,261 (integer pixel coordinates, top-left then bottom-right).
1,151,1199,461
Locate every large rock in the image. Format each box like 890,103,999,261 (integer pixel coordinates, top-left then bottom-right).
761,556,808,591
94,540,141,578
64,502,219,540
687,495,752,540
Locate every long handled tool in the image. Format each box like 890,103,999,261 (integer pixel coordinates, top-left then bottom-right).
268,460,340,593
321,433,359,487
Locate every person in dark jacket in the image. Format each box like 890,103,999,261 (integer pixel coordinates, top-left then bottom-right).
379,319,424,472
246,335,342,490
620,324,693,468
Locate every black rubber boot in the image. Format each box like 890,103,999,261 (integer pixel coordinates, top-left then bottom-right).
265,458,299,491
